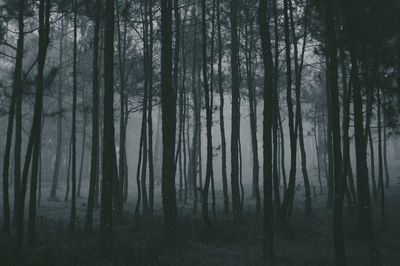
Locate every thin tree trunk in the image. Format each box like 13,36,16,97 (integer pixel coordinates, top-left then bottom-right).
101,0,115,241
280,0,297,225
77,105,87,198
217,0,229,215
326,1,346,262
288,0,311,216
69,0,78,232
368,129,377,198
245,17,260,214
189,8,199,214
50,16,64,201
383,109,390,188
272,0,281,215
161,0,177,241
201,0,212,231
259,0,274,256
314,105,323,193
2,0,25,235
85,0,101,233
278,109,287,195
24,0,51,245
349,41,381,264
65,138,72,202
147,0,155,213
377,87,385,227
230,0,241,221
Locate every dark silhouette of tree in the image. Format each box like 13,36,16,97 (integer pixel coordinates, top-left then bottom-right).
325,0,346,263
101,0,115,242
85,0,101,233
161,0,178,242
230,0,241,222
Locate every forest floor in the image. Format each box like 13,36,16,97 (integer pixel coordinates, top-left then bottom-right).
1,178,400,266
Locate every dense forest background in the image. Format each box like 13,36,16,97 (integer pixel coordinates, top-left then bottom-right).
0,0,399,265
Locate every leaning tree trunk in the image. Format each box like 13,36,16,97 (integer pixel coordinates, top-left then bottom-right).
2,0,25,235
22,0,51,245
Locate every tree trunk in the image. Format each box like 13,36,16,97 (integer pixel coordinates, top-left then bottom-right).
101,0,115,242
383,109,390,188
217,0,229,216
368,129,377,198
288,0,311,216
77,102,87,198
189,8,199,214
377,88,385,227
147,0,155,212
2,0,25,235
69,0,78,232
50,16,64,201
280,0,297,225
161,0,178,241
349,42,381,265
201,0,213,231
85,0,101,233
23,0,51,245
230,0,241,222
314,104,323,194
272,0,281,215
259,0,274,257
325,2,346,263
245,16,260,214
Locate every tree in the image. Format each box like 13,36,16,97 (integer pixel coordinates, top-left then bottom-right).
325,0,346,263
217,0,229,216
230,0,241,222
2,0,25,235
101,0,115,241
280,0,297,225
50,15,64,201
85,0,101,233
244,6,260,214
161,0,177,241
201,0,213,231
258,0,274,256
69,0,78,232
17,0,51,245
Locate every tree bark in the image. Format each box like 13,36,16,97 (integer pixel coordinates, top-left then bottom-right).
161,0,178,241
69,0,78,232
325,1,346,263
230,0,242,221
85,0,101,233
101,0,116,242
217,0,229,216
280,0,297,225
50,15,64,201
259,0,274,257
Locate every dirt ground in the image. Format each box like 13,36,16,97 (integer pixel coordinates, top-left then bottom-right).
0,179,400,266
